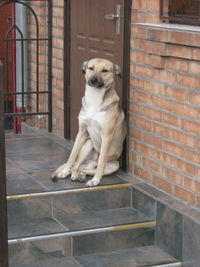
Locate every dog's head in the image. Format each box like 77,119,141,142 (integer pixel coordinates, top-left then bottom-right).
82,58,121,89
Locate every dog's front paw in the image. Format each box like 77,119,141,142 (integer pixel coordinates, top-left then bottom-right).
71,170,86,182
51,164,71,181
86,177,100,187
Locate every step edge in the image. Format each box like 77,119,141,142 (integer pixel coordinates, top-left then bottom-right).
7,183,133,200
148,261,182,267
8,221,156,245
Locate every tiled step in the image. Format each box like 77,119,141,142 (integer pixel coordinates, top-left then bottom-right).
7,185,155,242
75,246,181,267
9,245,181,267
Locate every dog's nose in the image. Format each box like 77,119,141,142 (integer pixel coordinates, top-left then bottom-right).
90,77,98,85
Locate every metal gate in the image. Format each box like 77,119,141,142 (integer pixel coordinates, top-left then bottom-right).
0,0,52,133
0,0,52,265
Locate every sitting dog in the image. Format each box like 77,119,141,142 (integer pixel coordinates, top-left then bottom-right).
52,58,127,186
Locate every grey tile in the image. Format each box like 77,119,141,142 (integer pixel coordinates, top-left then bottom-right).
9,237,80,267
136,183,168,199
8,217,67,239
182,217,200,267
54,207,151,232
8,152,69,172
156,202,183,260
30,170,128,191
73,228,155,256
75,246,177,267
7,197,52,222
6,137,67,156
53,188,131,214
132,188,157,220
6,170,46,195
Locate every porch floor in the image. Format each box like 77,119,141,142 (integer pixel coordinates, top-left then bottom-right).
5,124,127,196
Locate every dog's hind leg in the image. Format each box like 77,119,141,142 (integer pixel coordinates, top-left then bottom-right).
84,161,119,186
71,139,94,182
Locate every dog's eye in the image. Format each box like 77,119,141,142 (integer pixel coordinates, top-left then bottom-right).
88,67,94,71
102,69,108,73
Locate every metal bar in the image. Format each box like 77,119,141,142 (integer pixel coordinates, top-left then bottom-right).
5,90,49,96
4,111,50,117
0,61,9,267
0,38,48,41
48,0,52,132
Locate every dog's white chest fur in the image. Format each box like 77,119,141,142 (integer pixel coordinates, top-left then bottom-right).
79,85,106,151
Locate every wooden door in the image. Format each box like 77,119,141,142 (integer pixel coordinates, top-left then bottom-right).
69,0,125,140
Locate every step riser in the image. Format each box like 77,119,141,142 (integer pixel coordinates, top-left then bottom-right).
8,187,132,222
9,228,155,266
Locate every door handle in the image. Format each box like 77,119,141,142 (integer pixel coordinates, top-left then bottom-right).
104,5,121,35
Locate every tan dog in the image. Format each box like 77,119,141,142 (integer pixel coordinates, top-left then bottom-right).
52,58,127,186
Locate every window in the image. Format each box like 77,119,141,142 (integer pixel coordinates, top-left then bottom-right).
160,0,200,26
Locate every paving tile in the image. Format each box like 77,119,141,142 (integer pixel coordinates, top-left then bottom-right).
156,202,182,260
75,245,177,267
6,169,46,195
73,228,155,256
182,217,200,267
54,207,151,232
132,188,157,220
53,188,131,214
30,170,128,191
9,237,80,267
8,217,67,239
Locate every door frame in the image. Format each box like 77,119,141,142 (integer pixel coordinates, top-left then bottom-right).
64,0,132,171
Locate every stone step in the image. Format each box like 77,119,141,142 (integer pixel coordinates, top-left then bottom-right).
9,245,181,267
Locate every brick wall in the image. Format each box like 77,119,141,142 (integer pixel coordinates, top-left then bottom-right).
27,0,64,136
129,0,200,207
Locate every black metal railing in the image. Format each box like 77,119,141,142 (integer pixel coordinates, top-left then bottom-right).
160,0,200,25
0,0,52,132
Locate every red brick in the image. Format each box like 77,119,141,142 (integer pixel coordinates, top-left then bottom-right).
153,175,172,194
167,58,188,73
129,127,143,141
135,65,154,78
173,158,197,177
153,96,174,112
174,186,196,205
184,177,200,193
162,113,184,129
185,150,200,165
134,165,153,182
174,103,199,119
194,33,200,47
185,120,200,136
189,61,200,75
163,167,183,185
173,131,196,148
144,41,167,56
147,29,169,42
134,116,153,131
168,44,192,59
188,92,200,106
193,48,200,60
132,91,152,105
143,157,162,174
130,77,144,89
131,51,146,64
147,55,165,69
143,80,165,95
142,106,162,121
162,140,185,157
170,31,193,46
165,86,186,101
129,101,141,115
143,132,162,148
154,69,177,84
177,73,200,90
132,0,146,9
153,123,174,139
146,0,160,11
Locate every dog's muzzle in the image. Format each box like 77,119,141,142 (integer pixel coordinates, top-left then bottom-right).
88,76,104,88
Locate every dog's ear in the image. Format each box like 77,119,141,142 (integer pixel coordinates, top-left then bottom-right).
113,64,122,78
82,61,89,74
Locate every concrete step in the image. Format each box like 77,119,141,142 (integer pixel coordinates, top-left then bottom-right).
9,245,182,267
